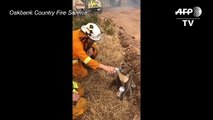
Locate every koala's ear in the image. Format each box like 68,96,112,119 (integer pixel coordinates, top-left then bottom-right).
120,62,125,67
120,62,125,70
129,69,134,73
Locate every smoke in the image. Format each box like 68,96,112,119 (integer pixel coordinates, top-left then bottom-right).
101,0,141,8
127,0,141,8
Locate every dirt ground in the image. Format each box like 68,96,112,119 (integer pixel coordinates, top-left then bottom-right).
75,1,141,120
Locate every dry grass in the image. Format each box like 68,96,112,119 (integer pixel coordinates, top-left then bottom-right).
101,18,116,35
72,14,101,30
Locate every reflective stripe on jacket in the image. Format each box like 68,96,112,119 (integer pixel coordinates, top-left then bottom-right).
73,81,79,94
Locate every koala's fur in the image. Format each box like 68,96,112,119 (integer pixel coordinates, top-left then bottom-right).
108,63,136,100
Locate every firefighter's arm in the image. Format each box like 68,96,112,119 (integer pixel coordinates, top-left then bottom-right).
98,64,117,74
75,44,116,73
76,46,100,69
76,48,116,73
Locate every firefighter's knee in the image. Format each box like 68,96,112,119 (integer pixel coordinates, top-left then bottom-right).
76,97,87,109
73,64,88,78
72,97,87,120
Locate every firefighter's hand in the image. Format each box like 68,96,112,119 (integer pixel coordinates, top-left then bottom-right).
73,93,80,102
99,64,116,74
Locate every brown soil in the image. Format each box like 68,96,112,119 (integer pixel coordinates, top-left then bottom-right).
75,3,141,120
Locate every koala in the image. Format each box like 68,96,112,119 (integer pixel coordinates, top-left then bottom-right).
108,63,136,100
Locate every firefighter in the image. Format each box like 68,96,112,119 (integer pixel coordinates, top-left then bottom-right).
73,22,116,78
72,81,87,119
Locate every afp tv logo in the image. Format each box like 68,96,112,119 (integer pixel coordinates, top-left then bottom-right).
175,6,202,27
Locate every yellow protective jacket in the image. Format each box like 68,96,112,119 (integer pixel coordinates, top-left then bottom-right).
73,29,100,69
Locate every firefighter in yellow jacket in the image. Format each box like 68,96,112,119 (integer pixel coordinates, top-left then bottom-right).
73,23,116,78
73,81,87,119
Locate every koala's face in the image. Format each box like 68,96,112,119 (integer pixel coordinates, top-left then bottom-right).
120,69,129,75
120,63,131,75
